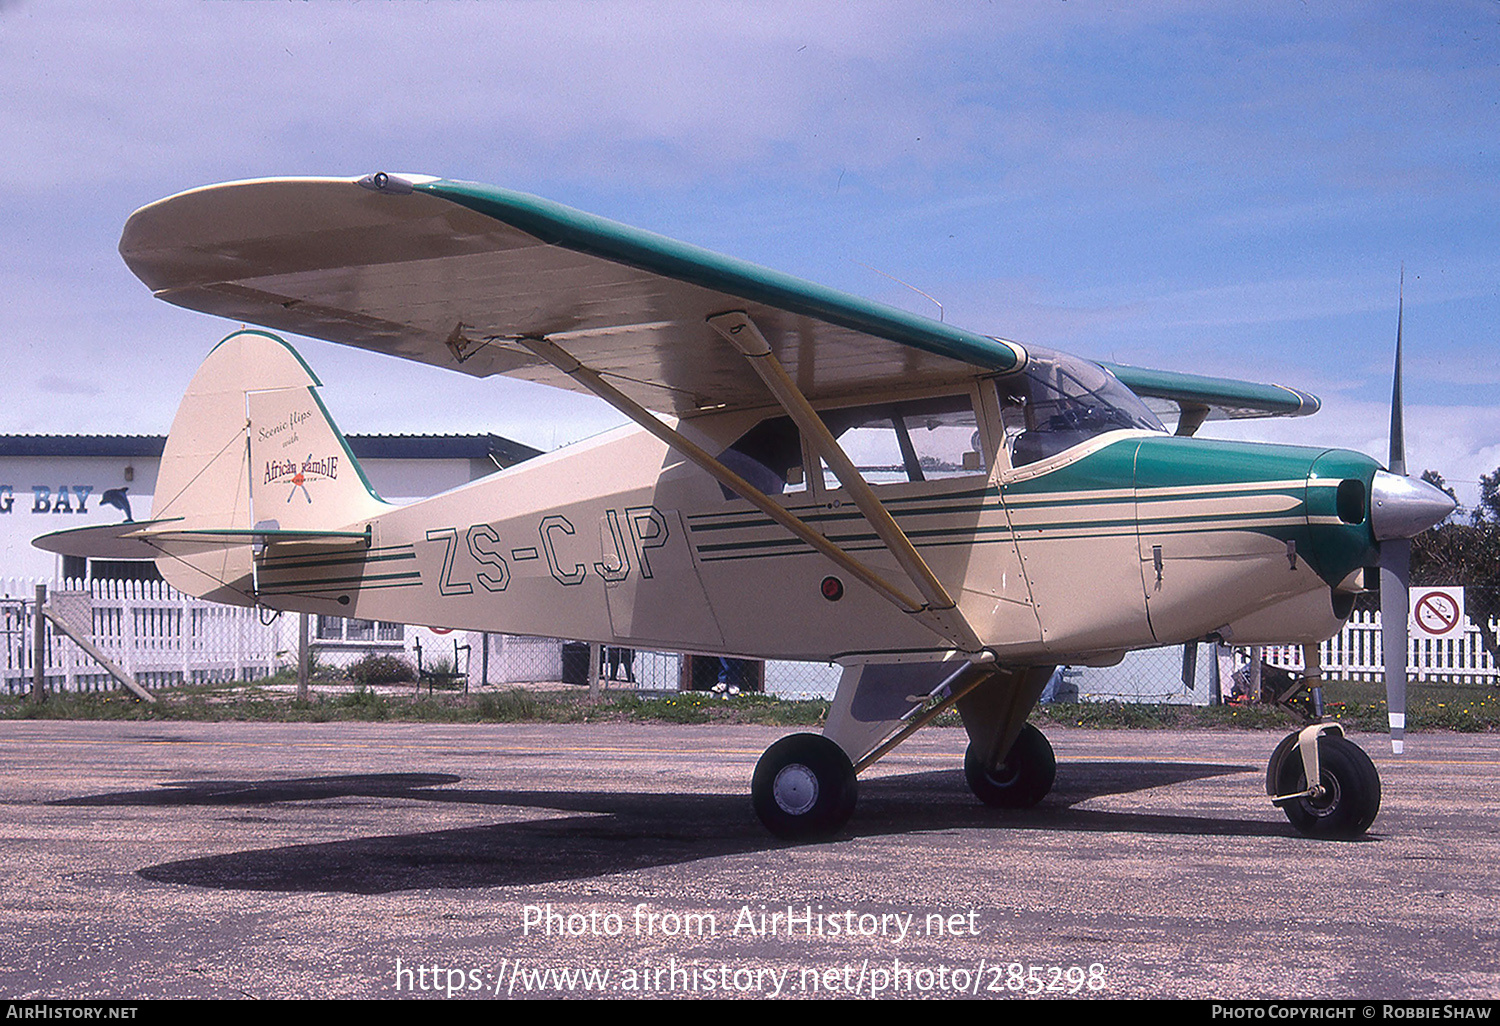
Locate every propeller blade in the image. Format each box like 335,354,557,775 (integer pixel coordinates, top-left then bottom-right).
1388,273,1405,477
1379,537,1410,754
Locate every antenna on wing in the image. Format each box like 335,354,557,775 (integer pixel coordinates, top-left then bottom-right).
854,262,944,322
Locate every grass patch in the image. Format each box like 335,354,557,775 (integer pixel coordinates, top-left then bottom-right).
2,679,1496,732
0,683,834,727
1028,681,1500,733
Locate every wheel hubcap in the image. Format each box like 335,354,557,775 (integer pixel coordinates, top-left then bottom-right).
987,758,1021,789
773,763,819,815
1304,772,1342,817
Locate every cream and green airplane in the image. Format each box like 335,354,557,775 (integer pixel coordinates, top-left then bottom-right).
38,173,1454,840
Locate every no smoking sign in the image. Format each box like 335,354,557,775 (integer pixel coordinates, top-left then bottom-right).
1410,586,1466,639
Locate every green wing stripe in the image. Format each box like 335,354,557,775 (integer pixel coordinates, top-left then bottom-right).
421,179,1024,374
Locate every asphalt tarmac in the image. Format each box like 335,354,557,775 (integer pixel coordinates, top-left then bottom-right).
2,720,1497,1000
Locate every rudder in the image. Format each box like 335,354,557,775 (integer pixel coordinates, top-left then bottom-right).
151,330,387,603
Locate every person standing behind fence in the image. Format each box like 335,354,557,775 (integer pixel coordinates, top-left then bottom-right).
711,656,740,696
606,646,635,683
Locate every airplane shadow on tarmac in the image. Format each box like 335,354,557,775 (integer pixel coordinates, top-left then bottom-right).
50,758,1302,894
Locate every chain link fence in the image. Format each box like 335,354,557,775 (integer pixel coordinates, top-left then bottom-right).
0,577,845,699
6,577,1497,703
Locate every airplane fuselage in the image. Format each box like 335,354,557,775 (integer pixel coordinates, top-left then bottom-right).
249,404,1382,666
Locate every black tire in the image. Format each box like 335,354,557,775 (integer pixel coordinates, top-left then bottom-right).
1265,729,1303,796
964,722,1056,808
752,733,858,840
1275,734,1381,838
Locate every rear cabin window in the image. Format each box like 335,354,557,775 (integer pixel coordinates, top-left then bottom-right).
716,416,807,500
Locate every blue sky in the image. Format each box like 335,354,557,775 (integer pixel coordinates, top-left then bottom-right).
3,1,1497,504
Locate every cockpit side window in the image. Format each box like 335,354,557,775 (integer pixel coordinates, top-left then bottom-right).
715,391,985,501
998,354,1165,467
816,392,984,489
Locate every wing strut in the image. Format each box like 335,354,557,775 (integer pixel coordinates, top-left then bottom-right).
515,334,984,653
706,311,984,652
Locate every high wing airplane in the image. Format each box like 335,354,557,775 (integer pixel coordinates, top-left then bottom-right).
37,173,1455,841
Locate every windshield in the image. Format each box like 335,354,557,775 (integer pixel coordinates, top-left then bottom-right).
998,350,1165,466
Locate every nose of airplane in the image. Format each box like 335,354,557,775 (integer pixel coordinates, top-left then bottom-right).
1370,470,1456,541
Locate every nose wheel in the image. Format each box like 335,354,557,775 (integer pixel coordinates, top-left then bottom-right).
1270,729,1381,838
752,733,858,840
964,722,1056,808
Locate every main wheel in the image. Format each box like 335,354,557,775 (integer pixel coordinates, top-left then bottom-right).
1275,734,1381,838
752,733,858,840
965,722,1056,808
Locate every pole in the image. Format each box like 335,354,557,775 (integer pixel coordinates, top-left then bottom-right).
297,612,310,701
32,584,46,700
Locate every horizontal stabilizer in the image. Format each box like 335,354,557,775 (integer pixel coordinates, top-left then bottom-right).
34,520,372,561
33,519,185,561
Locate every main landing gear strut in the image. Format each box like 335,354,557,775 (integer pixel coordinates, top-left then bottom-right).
751,663,1058,841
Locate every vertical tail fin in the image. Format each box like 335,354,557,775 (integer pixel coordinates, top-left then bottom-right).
151,329,387,602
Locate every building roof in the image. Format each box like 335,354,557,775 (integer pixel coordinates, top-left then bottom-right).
0,435,167,458
0,433,542,466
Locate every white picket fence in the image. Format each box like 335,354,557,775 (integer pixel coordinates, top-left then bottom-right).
1,577,281,693
1265,608,1499,685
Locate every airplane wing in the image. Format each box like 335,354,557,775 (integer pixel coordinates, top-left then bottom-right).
120,174,1026,417
121,173,1321,423
1101,362,1320,422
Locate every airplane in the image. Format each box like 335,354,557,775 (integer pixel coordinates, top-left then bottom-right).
36,172,1456,841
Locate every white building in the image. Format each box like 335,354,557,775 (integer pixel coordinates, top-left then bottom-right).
1,432,539,582
0,433,561,690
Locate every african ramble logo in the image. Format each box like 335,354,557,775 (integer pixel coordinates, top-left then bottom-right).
263,454,340,503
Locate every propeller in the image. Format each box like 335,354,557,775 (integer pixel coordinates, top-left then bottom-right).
1369,274,1456,754
1380,280,1409,754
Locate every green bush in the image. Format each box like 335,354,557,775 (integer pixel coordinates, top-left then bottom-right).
346,654,416,686
334,687,390,719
